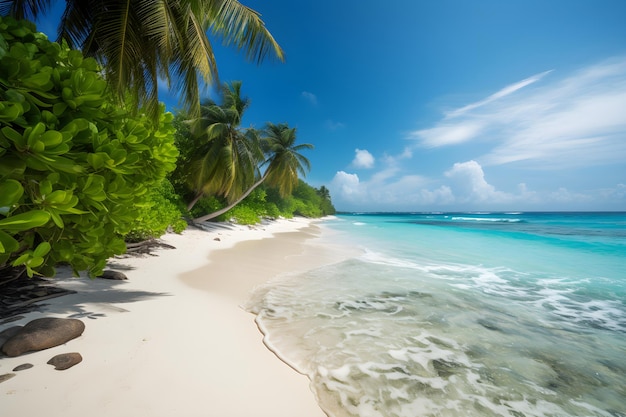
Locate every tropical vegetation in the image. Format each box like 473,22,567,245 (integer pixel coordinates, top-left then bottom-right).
175,81,314,222
0,6,335,280
188,180,336,225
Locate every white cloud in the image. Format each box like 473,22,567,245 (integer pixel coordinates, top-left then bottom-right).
331,171,363,197
444,160,511,203
418,186,455,205
409,57,626,169
330,169,431,208
301,91,318,106
352,149,375,169
328,158,623,211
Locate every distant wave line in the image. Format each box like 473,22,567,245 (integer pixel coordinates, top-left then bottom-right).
451,217,524,223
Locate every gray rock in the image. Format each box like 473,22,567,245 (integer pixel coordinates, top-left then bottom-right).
1,318,85,357
12,363,34,371
0,326,23,350
0,373,16,383
98,270,128,280
47,352,82,370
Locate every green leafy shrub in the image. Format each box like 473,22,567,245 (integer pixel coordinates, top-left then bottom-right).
228,205,260,225
264,202,281,219
0,17,178,277
189,195,224,220
124,179,187,242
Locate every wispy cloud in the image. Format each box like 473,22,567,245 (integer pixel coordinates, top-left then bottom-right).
409,58,626,169
301,91,318,106
445,70,552,118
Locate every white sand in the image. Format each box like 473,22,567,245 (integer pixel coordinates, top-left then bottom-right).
0,217,338,417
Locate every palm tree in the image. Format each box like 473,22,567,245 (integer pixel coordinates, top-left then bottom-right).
317,185,331,200
261,122,313,196
186,81,263,211
192,121,313,223
0,0,284,120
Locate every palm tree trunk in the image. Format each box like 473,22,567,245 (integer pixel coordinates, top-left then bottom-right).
192,174,267,223
187,191,205,212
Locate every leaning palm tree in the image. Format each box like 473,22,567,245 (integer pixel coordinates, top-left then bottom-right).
0,0,284,120
192,121,313,223
186,81,264,211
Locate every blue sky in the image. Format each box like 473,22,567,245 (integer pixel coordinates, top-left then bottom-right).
38,1,626,212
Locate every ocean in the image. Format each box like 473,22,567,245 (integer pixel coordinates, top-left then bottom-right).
245,212,626,417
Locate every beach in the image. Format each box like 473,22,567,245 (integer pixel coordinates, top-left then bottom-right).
4,212,624,417
0,217,337,417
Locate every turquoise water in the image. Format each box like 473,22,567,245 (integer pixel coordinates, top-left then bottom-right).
246,212,626,417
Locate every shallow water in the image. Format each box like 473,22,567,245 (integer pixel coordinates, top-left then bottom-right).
246,213,626,417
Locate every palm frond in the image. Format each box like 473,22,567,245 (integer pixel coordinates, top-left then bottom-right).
261,122,313,197
57,0,93,49
207,0,284,64
169,8,216,116
0,0,51,20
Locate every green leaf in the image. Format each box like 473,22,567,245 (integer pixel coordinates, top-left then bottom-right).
68,50,83,67
45,190,70,205
33,241,51,258
0,229,19,253
39,130,63,147
87,153,106,170
52,102,67,116
49,210,64,228
0,179,23,207
26,122,46,147
1,125,24,146
12,253,30,266
39,179,53,196
0,210,50,231
0,102,23,122
22,71,52,89
27,256,44,268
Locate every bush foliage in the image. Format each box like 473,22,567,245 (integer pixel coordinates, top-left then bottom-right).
0,17,178,277
195,181,336,225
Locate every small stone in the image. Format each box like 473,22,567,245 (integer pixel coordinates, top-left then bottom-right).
12,363,33,372
214,237,221,241
0,373,16,383
47,352,82,370
98,270,128,280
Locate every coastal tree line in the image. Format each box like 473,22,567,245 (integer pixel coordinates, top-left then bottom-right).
0,1,335,279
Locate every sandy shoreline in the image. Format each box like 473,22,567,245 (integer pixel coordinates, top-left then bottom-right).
0,217,336,417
